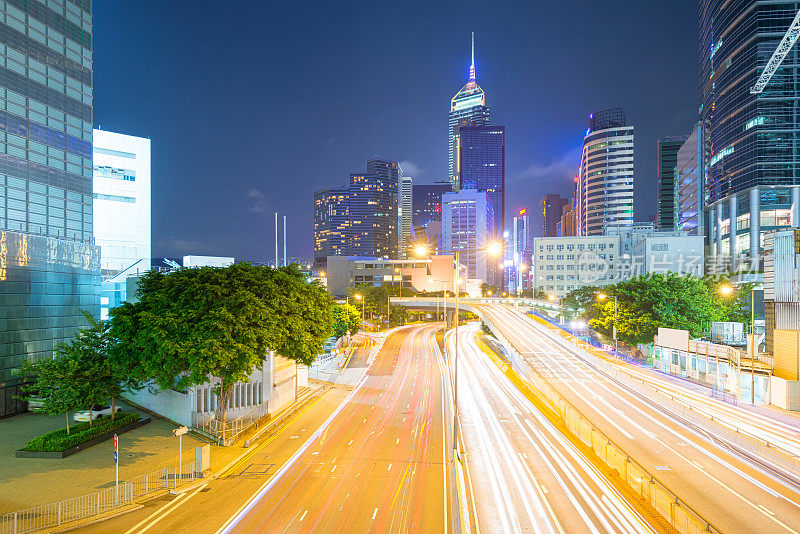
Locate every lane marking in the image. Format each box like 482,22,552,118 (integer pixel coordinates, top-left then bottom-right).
137,484,208,534
372,508,378,520
388,463,392,471
300,510,308,521
123,493,189,534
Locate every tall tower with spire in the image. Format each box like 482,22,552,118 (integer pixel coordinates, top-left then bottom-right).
448,32,490,190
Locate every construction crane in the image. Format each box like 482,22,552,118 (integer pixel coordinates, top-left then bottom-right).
751,8,800,94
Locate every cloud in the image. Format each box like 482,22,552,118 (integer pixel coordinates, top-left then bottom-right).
514,149,580,188
248,189,272,214
399,160,422,177
325,137,342,148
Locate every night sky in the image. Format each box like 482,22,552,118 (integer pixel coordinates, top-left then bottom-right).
93,1,699,261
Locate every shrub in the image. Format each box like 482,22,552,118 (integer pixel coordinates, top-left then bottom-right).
25,412,140,452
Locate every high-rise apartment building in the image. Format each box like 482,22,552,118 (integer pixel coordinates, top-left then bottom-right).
458,125,504,241
93,129,151,279
577,108,634,236
540,194,569,237
442,188,492,282
0,1,99,416
511,208,530,293
676,124,705,236
449,33,490,190
701,1,800,270
398,174,412,259
313,186,349,266
657,135,688,230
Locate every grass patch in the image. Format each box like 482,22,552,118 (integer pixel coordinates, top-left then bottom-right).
25,412,140,452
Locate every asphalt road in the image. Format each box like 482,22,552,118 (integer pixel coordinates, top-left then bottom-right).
80,325,452,534
451,323,659,534
477,303,800,534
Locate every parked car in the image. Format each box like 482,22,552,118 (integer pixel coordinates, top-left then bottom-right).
74,404,121,422
26,397,44,412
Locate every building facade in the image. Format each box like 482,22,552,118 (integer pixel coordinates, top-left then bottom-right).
577,108,635,236
540,194,569,237
458,125,505,241
676,124,705,236
313,187,349,266
533,236,620,297
442,188,492,283
449,34,490,189
557,198,576,237
412,183,451,228
0,0,98,417
398,174,412,259
657,135,689,230
701,1,800,271
348,158,399,259
93,129,151,279
511,208,530,293
325,254,458,297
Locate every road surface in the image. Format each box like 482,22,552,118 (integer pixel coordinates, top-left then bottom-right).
451,323,659,534
476,303,800,534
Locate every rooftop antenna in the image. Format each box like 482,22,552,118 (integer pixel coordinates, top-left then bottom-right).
469,32,475,81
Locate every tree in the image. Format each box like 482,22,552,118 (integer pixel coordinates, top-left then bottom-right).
110,263,334,423
332,303,360,338
389,305,407,327
17,312,133,430
480,283,500,297
587,274,728,345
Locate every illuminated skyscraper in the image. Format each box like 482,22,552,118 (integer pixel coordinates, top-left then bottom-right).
657,135,688,230
314,186,350,266
459,125,505,241
449,33,490,190
540,194,569,237
701,0,800,270
577,108,635,236
398,174,412,258
0,1,99,416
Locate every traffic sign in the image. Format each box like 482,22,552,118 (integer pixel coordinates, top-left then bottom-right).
114,434,118,465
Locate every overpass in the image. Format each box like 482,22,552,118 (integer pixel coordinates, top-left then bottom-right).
391,296,560,328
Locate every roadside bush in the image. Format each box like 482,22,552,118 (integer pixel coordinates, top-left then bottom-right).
25,412,140,452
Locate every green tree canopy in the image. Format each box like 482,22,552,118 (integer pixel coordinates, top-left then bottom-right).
109,263,333,422
332,303,361,338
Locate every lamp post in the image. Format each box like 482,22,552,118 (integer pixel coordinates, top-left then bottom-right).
354,293,364,323
597,292,618,355
415,241,503,452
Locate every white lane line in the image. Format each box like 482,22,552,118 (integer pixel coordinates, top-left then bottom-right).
388,463,392,471
348,440,353,446
372,508,379,520
300,510,308,521
331,465,337,472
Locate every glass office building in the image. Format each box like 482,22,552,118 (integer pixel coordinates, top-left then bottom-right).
458,125,505,242
577,109,635,236
701,0,800,270
313,186,350,266
0,1,98,417
657,135,689,230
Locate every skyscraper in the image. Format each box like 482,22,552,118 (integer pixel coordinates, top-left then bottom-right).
458,125,505,241
656,136,688,230
701,1,800,270
577,108,634,236
0,1,98,416
398,174,412,259
512,208,530,293
449,33,490,190
540,194,569,237
313,186,350,266
557,199,576,237
442,188,492,282
93,129,151,279
676,124,705,236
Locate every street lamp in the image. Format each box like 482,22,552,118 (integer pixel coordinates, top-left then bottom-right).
597,292,618,355
354,293,364,323
414,240,503,452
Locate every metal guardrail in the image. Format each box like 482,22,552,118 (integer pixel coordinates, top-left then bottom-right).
481,315,722,534
0,463,201,534
192,400,271,446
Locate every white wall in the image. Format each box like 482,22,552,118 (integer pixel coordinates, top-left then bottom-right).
93,129,151,278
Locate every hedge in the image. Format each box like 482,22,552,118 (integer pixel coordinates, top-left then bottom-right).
25,412,140,452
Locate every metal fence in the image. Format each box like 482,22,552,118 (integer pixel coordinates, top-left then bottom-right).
192,400,271,446
0,463,201,534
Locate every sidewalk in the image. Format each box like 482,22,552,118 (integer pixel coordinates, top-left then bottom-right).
0,383,333,516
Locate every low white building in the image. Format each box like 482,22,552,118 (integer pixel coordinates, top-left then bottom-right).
631,234,705,277
533,236,620,297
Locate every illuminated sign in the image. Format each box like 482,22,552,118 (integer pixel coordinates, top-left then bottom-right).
745,116,766,130
452,94,485,111
519,208,526,215
707,146,734,168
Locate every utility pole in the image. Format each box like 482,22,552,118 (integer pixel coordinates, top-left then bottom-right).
274,212,278,268
283,215,287,267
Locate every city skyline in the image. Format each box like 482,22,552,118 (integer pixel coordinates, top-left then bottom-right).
92,1,699,261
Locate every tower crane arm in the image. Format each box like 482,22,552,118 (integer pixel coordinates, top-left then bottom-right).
751,9,800,94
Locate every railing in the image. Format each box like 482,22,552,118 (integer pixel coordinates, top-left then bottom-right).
481,315,722,534
192,400,271,446
0,463,201,534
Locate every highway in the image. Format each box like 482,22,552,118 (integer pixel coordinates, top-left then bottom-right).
475,303,800,534
220,323,452,533
451,323,659,534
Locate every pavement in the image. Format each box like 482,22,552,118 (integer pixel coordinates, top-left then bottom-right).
0,400,206,514
74,324,452,534
452,323,661,534
477,303,800,534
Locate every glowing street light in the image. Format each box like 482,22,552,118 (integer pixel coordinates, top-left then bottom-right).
597,292,618,355
719,285,734,296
